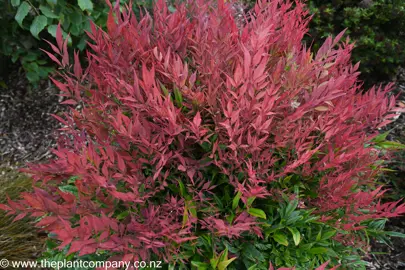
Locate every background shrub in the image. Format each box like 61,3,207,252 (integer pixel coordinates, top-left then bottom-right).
2,0,405,269
240,0,405,87
0,0,154,85
305,0,405,87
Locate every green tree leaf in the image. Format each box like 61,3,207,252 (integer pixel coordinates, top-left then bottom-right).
11,0,20,7
247,208,266,219
30,15,48,39
273,232,289,246
39,5,59,19
15,1,31,27
78,0,93,12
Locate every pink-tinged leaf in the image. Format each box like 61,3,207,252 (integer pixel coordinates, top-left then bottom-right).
40,49,62,66
117,154,125,173
44,40,61,55
314,106,329,112
62,37,69,66
74,51,82,79
241,44,251,77
61,99,78,105
315,261,330,270
0,204,12,211
36,216,59,227
234,64,242,85
56,23,63,51
13,213,27,222
107,11,116,34
193,111,202,128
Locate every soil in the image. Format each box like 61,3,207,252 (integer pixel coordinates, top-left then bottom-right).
1,64,405,269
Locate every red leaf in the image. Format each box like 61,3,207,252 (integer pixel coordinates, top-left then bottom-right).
74,51,82,79
193,111,201,128
62,37,69,66
107,11,116,35
0,204,12,211
61,99,77,105
13,213,27,222
56,23,63,51
40,49,62,66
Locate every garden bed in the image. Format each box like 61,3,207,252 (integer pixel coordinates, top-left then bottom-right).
1,62,405,269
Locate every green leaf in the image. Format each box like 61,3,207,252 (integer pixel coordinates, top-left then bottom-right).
59,185,78,196
247,208,266,219
376,140,405,150
30,15,48,39
372,130,391,143
210,257,219,269
246,196,256,207
308,247,328,255
191,261,209,270
11,0,20,7
173,87,183,108
232,191,242,210
287,227,301,246
182,206,189,227
247,264,258,270
321,230,336,240
273,232,289,246
68,176,79,184
385,231,405,238
46,0,57,6
78,0,94,11
39,5,59,19
116,210,129,220
15,1,31,27
218,257,237,270
285,199,298,218
219,248,228,262
177,179,186,197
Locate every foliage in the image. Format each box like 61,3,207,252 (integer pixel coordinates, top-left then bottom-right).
305,0,405,87
0,0,153,85
0,167,45,261
2,0,405,269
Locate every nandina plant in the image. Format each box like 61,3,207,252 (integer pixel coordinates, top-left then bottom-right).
2,0,405,269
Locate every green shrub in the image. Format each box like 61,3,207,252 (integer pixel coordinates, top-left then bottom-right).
305,0,405,87
240,0,405,87
0,0,154,85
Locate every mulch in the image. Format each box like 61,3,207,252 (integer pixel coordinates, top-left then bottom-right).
0,64,63,167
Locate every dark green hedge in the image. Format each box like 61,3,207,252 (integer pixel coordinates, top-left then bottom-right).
306,0,405,87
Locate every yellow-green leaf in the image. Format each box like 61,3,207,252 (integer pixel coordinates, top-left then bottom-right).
287,227,301,246
232,191,242,210
218,257,237,270
247,208,266,219
273,232,289,246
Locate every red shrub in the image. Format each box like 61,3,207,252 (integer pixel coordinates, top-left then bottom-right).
2,0,405,265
